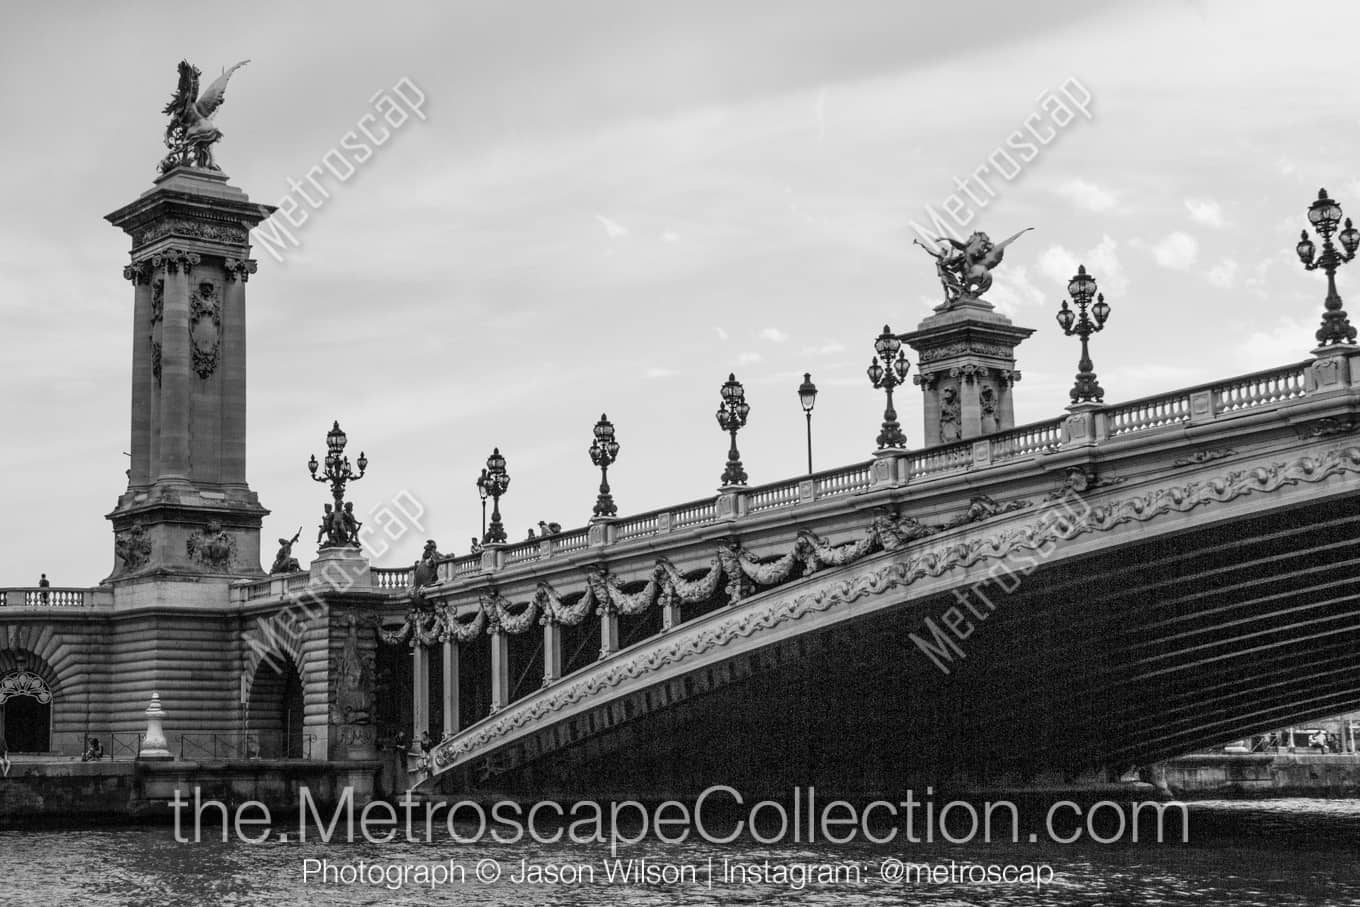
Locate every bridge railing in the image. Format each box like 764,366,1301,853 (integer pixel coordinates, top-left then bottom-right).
232,571,310,603
1106,360,1311,437
0,587,108,609
373,566,413,589
220,359,1329,610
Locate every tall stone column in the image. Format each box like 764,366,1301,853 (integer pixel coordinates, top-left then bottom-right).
156,250,196,483
442,640,459,737
125,265,154,489
412,644,429,739
600,608,620,658
542,621,562,685
490,630,510,712
220,260,254,488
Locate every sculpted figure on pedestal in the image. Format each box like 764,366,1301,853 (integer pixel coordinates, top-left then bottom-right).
158,60,250,173
915,227,1034,308
270,529,302,574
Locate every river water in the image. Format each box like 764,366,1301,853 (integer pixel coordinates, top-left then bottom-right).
3,798,1359,905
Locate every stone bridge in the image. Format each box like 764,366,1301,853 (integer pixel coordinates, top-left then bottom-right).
331,351,1360,798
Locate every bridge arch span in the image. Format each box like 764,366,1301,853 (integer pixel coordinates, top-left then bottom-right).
417,442,1360,796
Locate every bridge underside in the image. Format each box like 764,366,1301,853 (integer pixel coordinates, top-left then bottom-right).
432,493,1360,799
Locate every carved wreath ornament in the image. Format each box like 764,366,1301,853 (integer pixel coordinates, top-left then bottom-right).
414,445,1360,774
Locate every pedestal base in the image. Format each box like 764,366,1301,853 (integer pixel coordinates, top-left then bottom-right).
309,546,372,591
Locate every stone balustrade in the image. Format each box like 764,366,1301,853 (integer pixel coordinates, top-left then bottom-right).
0,588,109,608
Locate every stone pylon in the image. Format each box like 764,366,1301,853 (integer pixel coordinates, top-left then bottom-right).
103,168,276,592
901,297,1034,446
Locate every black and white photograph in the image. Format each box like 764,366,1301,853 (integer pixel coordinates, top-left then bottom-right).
4,1,1360,903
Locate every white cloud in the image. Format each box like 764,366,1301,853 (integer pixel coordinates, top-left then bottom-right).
1037,235,1127,296
1244,254,1281,298
1240,316,1317,365
801,342,845,356
985,264,1047,317
760,327,788,343
714,327,729,341
1149,231,1199,270
1185,198,1225,228
1056,179,1119,212
1207,258,1238,289
645,367,677,378
662,230,680,243
595,215,628,239
737,351,762,364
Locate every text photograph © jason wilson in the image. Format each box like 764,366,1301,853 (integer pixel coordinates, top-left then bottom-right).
4,0,1360,903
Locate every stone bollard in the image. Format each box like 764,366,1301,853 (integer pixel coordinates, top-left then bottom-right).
139,692,174,761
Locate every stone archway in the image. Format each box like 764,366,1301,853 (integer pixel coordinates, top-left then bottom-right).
246,660,305,758
0,669,53,753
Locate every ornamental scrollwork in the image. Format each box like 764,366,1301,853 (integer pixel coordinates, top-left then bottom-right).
0,670,52,705
1295,418,1358,439
190,280,222,379
1172,448,1237,467
1042,466,1123,502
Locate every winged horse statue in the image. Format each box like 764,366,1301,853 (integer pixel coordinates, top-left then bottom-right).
915,227,1033,307
158,60,250,173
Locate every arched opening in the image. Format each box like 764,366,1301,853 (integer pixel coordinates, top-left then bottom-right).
246,659,305,758
0,670,53,753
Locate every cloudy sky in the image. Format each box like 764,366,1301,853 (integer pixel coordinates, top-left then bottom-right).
2,0,1356,584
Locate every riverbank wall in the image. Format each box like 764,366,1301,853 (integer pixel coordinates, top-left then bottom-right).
0,758,381,826
1163,753,1360,798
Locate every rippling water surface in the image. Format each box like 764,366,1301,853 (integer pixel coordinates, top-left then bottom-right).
4,799,1360,906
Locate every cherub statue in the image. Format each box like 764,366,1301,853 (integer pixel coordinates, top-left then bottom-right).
341,502,362,546
159,60,250,173
317,504,334,546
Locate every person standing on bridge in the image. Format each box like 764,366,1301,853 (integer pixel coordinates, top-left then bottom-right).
38,573,50,604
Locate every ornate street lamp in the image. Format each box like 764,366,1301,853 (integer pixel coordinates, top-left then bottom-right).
1055,264,1111,404
481,448,511,545
475,468,491,538
866,325,910,449
589,413,621,517
307,420,367,547
1297,187,1360,346
715,373,750,486
798,372,818,474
